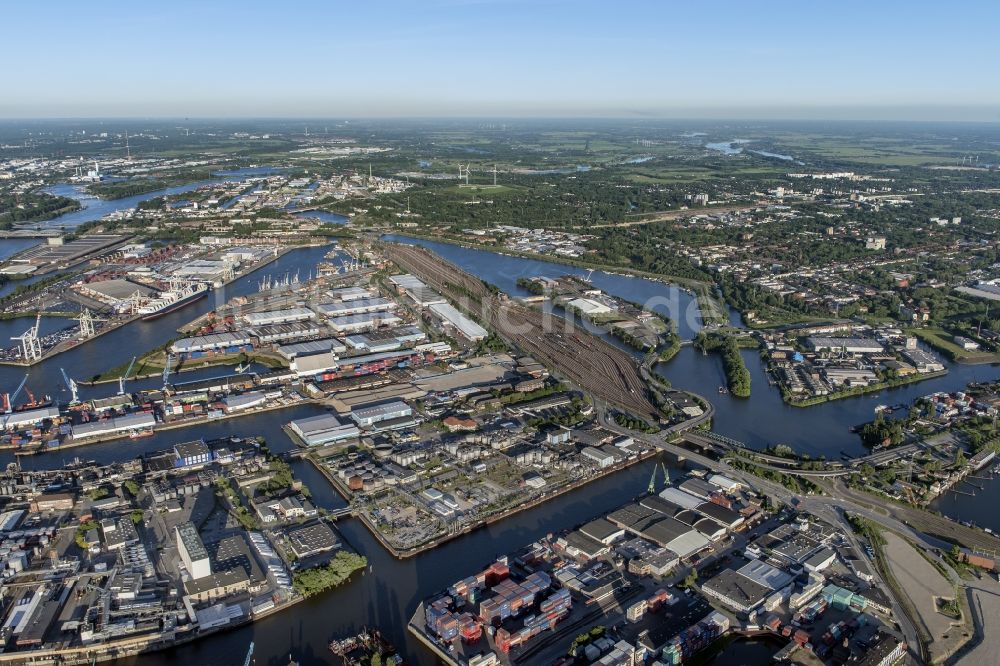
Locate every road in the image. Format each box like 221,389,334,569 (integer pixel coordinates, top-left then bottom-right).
597,414,934,659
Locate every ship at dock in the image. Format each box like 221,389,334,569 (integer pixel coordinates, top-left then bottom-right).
138,282,209,320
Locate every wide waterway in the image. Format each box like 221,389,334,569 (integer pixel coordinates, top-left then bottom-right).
382,236,1000,458
2,231,999,664
28,167,287,231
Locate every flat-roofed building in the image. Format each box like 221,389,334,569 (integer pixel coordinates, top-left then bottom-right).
244,308,315,327
429,302,488,341
171,331,255,355
3,406,60,431
291,351,338,377
176,522,212,579
288,414,360,446
286,521,340,559
328,312,402,334
174,440,211,467
351,400,413,427
579,518,626,545
277,337,347,360
806,337,884,354
702,568,772,614
316,298,395,317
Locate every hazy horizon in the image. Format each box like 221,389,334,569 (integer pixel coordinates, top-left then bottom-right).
4,0,999,122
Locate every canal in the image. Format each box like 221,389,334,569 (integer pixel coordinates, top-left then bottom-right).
2,231,999,664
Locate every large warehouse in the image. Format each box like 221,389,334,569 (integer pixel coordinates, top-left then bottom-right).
806,337,884,354
243,308,315,327
328,312,402,334
428,302,487,341
607,502,710,560
288,414,360,446
316,298,395,317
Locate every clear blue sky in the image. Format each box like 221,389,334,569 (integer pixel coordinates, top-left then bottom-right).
4,0,998,120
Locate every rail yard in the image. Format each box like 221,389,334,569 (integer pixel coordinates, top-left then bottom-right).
385,243,660,421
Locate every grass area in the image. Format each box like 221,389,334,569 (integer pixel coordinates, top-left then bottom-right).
912,327,1000,363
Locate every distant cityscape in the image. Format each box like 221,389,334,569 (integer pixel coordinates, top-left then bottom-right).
2,111,1000,666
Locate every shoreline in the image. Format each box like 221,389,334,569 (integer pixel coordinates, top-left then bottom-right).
303,446,658,559
1,398,314,454
781,369,950,408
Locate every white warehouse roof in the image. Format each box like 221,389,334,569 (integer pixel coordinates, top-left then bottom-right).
429,303,488,341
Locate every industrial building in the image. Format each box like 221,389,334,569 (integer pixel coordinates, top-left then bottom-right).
285,521,340,559
176,522,212,579
249,321,324,343
243,308,315,327
290,351,338,377
428,302,488,342
701,568,772,614
3,406,60,431
327,286,374,301
350,400,413,427
389,273,446,306
316,297,396,317
170,332,255,356
174,440,211,467
288,414,360,446
277,337,347,360
806,337,884,354
77,279,158,312
327,312,402,334
69,412,155,439
222,391,266,412
567,297,612,315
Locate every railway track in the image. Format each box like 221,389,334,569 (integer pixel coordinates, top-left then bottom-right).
385,243,659,419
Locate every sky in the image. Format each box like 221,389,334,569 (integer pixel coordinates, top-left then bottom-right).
3,0,999,121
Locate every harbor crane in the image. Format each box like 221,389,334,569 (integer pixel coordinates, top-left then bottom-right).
2,373,29,431
118,356,137,396
647,463,660,494
2,373,29,414
60,368,80,405
244,642,255,666
76,308,100,339
11,314,42,363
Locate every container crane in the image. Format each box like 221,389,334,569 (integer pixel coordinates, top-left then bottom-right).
1,373,30,432
118,356,137,396
60,368,80,405
2,373,29,415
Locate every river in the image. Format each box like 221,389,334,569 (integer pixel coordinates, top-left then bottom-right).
3,231,998,664
381,236,1000,458
28,167,287,231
